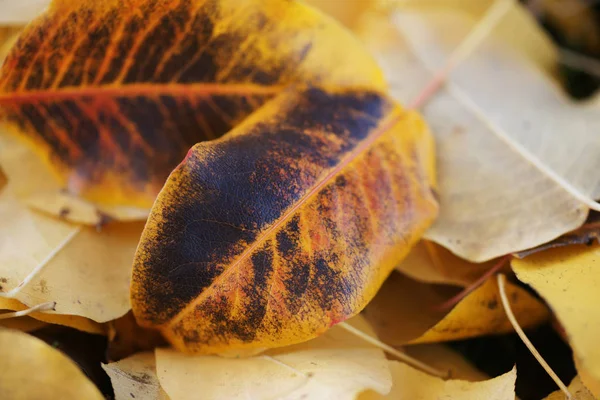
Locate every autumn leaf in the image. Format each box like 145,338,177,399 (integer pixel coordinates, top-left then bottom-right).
365,363,516,400
0,328,104,400
0,296,103,334
362,1,600,262
130,87,437,354
155,316,392,400
512,244,600,397
363,272,548,346
0,185,142,322
396,240,497,287
0,0,385,209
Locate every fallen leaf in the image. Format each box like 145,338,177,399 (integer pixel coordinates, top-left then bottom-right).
155,315,392,400
0,0,48,24
512,244,600,397
102,352,170,400
0,315,46,332
0,296,103,334
364,272,548,346
544,375,595,400
364,362,516,400
0,185,142,322
396,240,497,287
362,2,598,262
132,88,438,354
0,328,104,399
0,0,384,209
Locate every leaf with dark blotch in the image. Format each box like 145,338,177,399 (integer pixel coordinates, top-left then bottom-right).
0,0,384,207
131,88,438,354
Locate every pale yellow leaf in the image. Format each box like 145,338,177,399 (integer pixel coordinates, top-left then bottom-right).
0,315,46,332
155,316,392,400
403,344,489,382
396,241,496,286
545,375,595,400
366,362,516,400
0,297,103,334
0,328,104,400
0,134,149,225
512,244,600,396
0,0,50,24
362,4,594,262
0,182,140,322
102,352,170,400
364,272,548,346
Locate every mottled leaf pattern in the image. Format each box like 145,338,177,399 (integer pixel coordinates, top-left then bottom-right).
131,88,438,354
0,0,384,206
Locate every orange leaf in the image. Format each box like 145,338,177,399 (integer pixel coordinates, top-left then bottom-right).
131,88,438,354
0,0,385,208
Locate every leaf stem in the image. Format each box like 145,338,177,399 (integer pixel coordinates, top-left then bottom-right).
497,274,572,399
338,322,449,378
0,301,56,320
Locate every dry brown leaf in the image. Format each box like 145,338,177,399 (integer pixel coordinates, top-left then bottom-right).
0,328,104,399
102,352,170,400
364,272,548,346
363,362,516,400
0,297,103,334
155,316,392,400
362,1,599,262
544,375,595,400
396,240,498,286
512,244,600,397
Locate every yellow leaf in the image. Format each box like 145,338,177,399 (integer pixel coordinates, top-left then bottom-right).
396,241,496,287
0,297,103,334
102,352,170,400
155,316,392,400
0,185,141,322
0,328,104,400
365,362,516,400
512,244,600,396
0,133,149,225
132,88,437,354
544,375,595,400
364,272,548,346
362,2,598,262
0,315,46,332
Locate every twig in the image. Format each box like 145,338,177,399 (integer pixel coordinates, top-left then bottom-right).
559,48,600,78
497,274,572,399
338,322,449,378
435,255,511,311
0,301,56,320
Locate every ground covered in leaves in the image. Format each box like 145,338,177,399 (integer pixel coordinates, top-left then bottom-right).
0,0,599,399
